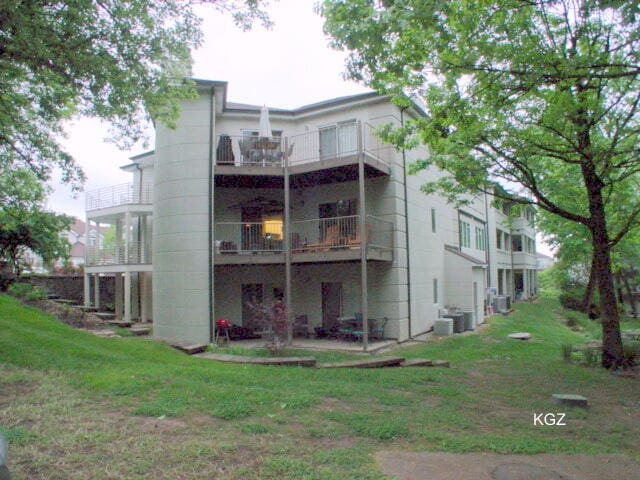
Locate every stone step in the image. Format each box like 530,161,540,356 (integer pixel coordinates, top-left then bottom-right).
107,320,133,328
130,325,151,336
552,393,588,408
53,298,76,305
74,305,98,312
399,359,433,367
82,329,120,338
196,352,316,367
94,312,116,320
316,356,405,369
46,294,60,300
170,343,208,355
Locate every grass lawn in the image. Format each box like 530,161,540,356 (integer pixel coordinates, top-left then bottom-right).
0,293,638,479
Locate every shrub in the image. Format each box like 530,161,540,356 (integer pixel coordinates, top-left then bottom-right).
561,343,574,363
7,282,34,299
246,300,291,355
25,286,47,302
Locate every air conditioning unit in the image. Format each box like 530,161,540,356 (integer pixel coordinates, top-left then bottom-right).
505,295,512,310
462,311,474,331
492,296,509,314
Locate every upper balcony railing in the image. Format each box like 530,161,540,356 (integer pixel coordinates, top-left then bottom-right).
86,183,153,211
216,122,393,170
215,222,283,253
85,241,152,266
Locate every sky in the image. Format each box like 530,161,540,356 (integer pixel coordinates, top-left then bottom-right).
47,0,552,255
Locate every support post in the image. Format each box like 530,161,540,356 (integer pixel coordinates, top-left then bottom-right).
140,272,147,323
115,273,123,320
357,121,369,352
284,137,293,345
83,273,91,307
124,212,131,264
124,271,131,323
93,274,100,309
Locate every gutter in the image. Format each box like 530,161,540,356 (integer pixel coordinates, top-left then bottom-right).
484,192,491,286
400,107,412,339
208,87,215,343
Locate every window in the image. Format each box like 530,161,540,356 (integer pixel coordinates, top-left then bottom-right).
319,120,358,160
431,208,436,233
475,226,486,251
433,278,438,304
262,215,283,240
504,233,511,250
496,229,502,249
512,235,523,252
459,220,471,248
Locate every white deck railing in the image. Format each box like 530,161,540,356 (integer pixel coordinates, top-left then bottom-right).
86,183,153,211
216,122,392,170
85,241,152,266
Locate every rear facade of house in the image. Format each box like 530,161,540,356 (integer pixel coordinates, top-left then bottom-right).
83,80,537,345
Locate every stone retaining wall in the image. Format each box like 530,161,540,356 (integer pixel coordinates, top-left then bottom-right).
24,275,115,309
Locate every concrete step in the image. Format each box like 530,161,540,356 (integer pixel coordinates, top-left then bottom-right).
107,320,133,328
53,299,76,305
316,356,405,369
74,305,98,312
170,342,208,355
94,312,116,321
130,325,151,336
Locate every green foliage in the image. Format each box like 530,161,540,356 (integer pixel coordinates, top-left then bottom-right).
7,283,34,299
0,0,270,188
321,0,637,367
0,169,72,275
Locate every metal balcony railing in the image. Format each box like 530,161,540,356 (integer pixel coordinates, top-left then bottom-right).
214,215,393,256
215,222,284,253
86,183,153,211
290,215,393,252
85,241,152,266
216,135,285,167
216,122,393,170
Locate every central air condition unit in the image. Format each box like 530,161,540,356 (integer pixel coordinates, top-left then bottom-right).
492,296,509,314
462,311,474,331
505,295,512,310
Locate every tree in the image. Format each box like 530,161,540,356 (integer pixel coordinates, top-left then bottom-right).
321,0,640,368
0,0,270,189
0,169,72,275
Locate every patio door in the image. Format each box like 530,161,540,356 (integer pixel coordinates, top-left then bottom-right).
241,206,262,251
242,283,263,330
322,282,343,330
319,121,357,160
319,126,337,160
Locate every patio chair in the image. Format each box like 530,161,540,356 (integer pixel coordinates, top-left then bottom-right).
293,315,310,338
305,224,341,251
351,316,388,342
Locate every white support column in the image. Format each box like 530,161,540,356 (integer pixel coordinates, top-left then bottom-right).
93,274,100,309
357,121,368,352
284,137,292,345
140,272,148,323
124,212,132,264
124,271,131,323
115,273,123,320
83,273,91,307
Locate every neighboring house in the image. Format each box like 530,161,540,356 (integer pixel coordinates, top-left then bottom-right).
21,217,101,272
83,79,537,346
536,252,556,271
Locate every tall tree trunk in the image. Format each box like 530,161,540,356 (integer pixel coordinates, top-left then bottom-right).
582,161,624,369
582,257,596,312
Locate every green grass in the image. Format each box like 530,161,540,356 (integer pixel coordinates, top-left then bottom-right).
1,293,639,479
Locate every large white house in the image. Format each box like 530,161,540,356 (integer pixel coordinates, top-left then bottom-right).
83,79,537,347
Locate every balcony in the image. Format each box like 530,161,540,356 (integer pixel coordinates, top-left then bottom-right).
86,183,153,212
214,123,392,182
86,241,152,267
214,215,393,265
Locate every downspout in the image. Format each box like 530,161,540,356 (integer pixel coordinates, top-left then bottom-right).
208,87,215,343
400,106,412,339
484,192,491,286
457,209,462,248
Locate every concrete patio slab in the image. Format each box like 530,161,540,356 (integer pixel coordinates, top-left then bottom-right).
375,451,640,480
